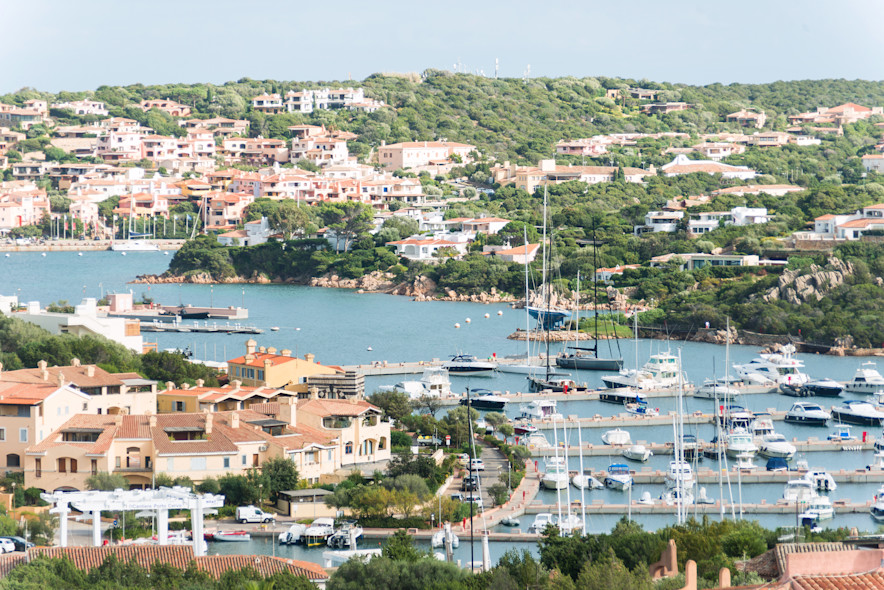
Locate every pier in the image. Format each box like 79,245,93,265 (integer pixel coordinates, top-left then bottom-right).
522,500,874,515
140,321,263,334
569,467,884,485
528,437,877,456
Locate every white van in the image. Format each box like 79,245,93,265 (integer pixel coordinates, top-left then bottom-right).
235,505,276,523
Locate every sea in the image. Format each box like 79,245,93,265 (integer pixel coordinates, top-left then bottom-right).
6,250,884,562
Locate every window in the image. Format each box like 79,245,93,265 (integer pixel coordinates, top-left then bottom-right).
223,457,230,468
0,428,5,441
91,459,97,475
190,457,207,471
58,458,67,473
167,458,174,471
327,450,333,461
174,401,185,412
19,429,27,443
70,459,78,473
6,454,20,468
18,406,29,417
115,457,121,468
35,459,41,478
345,442,353,455
82,403,88,411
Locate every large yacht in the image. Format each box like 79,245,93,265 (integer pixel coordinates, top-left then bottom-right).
733,344,809,387
844,362,884,394
601,351,683,390
378,367,451,399
831,400,884,426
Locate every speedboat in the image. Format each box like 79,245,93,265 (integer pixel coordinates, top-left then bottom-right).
302,517,336,547
513,422,538,436
524,432,551,450
599,388,646,405
278,523,306,545
519,400,561,421
766,457,789,472
784,402,831,426
831,400,884,426
845,362,884,394
637,491,657,505
460,389,508,411
443,354,497,376
327,520,363,548
800,379,843,397
799,496,834,521
695,378,739,400
623,444,652,462
528,374,586,393
733,344,809,387
827,424,856,442
571,472,604,490
111,239,160,252
758,434,796,459
602,351,684,390
660,487,694,506
625,400,659,417
664,460,695,490
212,530,251,542
803,470,837,492
528,513,554,534
725,428,758,458
601,428,632,446
500,516,520,527
431,530,459,548
783,479,818,503
541,457,569,490
604,464,633,490
379,367,451,400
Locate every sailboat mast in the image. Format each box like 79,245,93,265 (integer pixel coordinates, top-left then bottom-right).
573,271,580,352
552,415,562,533
523,227,530,363
542,186,551,379
592,227,599,355
577,422,586,535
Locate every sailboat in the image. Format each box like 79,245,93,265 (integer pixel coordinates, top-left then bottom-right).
556,229,623,371
527,187,584,393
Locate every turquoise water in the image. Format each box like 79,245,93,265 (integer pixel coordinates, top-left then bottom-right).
5,250,884,562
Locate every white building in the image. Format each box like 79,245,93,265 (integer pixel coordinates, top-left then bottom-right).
687,207,770,235
661,154,757,180
14,298,144,352
807,204,884,240
386,237,470,260
634,210,684,235
218,217,272,247
649,253,760,271
51,100,109,116
862,154,884,174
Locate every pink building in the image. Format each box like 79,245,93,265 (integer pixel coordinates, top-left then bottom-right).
378,141,475,170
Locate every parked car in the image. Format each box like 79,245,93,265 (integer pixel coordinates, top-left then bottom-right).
0,538,15,553
461,475,480,491
0,537,34,552
235,505,275,523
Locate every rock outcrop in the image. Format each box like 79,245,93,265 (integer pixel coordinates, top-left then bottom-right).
758,257,853,306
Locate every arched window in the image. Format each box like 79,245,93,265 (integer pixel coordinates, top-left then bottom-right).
378,437,387,450
5,454,20,468
345,442,353,455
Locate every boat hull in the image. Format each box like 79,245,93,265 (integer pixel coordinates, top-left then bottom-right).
599,391,640,405
604,476,632,490
556,355,624,371
803,383,843,397
446,368,496,376
541,476,569,490
497,364,545,375
831,410,884,426
460,399,506,411
784,414,829,426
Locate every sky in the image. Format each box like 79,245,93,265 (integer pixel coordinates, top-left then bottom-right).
4,0,884,94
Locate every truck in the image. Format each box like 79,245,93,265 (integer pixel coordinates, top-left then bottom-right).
235,505,276,523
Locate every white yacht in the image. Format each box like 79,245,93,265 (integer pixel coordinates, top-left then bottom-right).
734,452,756,471
725,428,758,458
758,434,796,459
278,523,306,545
803,470,838,492
601,351,684,391
784,402,831,426
431,530,459,548
664,460,695,490
442,354,498,376
623,444,652,462
831,400,884,426
601,428,632,446
571,472,604,490
518,400,562,422
749,414,776,439
845,362,884,394
111,239,160,252
694,378,739,400
378,367,451,400
557,514,584,535
327,521,363,548
528,513,554,533
302,518,336,547
660,487,694,506
871,486,884,521
799,496,834,521
733,344,809,387
782,480,818,503
524,432,552,450
541,457,569,490
604,464,633,490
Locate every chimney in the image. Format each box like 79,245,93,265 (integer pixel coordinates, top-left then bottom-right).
149,414,157,427
231,412,239,429
231,380,241,391
165,381,175,391
279,397,296,426
245,339,257,355
196,379,204,387
304,353,315,364
258,346,266,354
182,383,190,390
205,412,213,434
115,414,124,426
71,358,81,367
267,347,277,354
310,387,319,400
38,360,47,371
86,365,95,377
280,349,291,357
263,359,272,376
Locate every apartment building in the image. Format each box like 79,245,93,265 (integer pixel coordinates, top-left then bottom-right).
227,340,341,393
726,109,767,128
378,141,475,170
139,99,191,117
496,159,651,193
687,207,770,235
0,190,50,229
157,381,297,414
295,398,389,469
51,100,108,116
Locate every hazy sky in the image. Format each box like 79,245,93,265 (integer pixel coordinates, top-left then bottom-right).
4,0,884,93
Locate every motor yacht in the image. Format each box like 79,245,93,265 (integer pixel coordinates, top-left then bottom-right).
278,523,306,545
831,400,884,426
601,351,684,391
513,421,538,436
845,362,884,394
519,400,561,421
725,428,758,458
664,460,695,490
431,530,459,548
528,513,555,533
601,428,632,446
460,389,508,411
799,497,834,521
557,514,584,535
733,344,809,387
623,444,653,462
784,402,831,426
302,518,336,547
443,354,497,376
734,452,756,471
749,414,776,439
694,378,739,400
799,379,843,397
111,239,160,252
717,405,754,430
783,480,818,503
803,470,837,492
625,400,659,417
758,434,796,459
604,464,633,490
379,367,451,400
327,520,363,548
541,457,569,490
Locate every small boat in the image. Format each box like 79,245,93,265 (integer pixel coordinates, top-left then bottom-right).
696,487,716,505
827,424,856,442
845,362,884,394
604,464,633,490
278,523,306,545
528,513,554,534
680,434,702,461
784,402,831,426
460,389,508,411
500,516,520,527
518,400,561,421
601,428,632,446
868,451,884,470
637,491,656,505
803,470,837,492
766,457,789,472
513,422,538,436
801,379,843,397
212,530,251,542
725,428,758,458
623,444,652,462
664,460,695,490
327,520,363,548
523,432,551,450
541,457,569,490
625,400,659,417
783,480,818,503
832,400,884,426
557,514,583,535
571,472,604,490
111,239,160,252
660,487,694,506
694,378,739,399
599,388,646,405
758,434,796,460
271,326,280,331
431,530,460,547
302,517,336,547
443,354,497,376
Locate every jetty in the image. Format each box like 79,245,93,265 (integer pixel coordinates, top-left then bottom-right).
522,500,874,515
140,320,263,334
569,467,884,485
529,437,877,456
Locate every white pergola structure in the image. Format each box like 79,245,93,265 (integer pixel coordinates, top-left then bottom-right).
41,486,225,557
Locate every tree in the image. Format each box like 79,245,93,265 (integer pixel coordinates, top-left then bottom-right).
269,199,316,240
498,423,515,443
368,390,412,421
261,457,299,501
411,394,443,416
86,472,129,491
488,483,509,506
319,202,373,253
218,474,260,506
381,529,425,562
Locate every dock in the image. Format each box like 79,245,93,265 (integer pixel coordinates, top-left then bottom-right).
571,467,884,485
522,500,874,515
529,437,877,456
140,321,263,334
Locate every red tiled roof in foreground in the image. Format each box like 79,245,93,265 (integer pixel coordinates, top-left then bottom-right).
24,546,328,581
791,571,884,590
